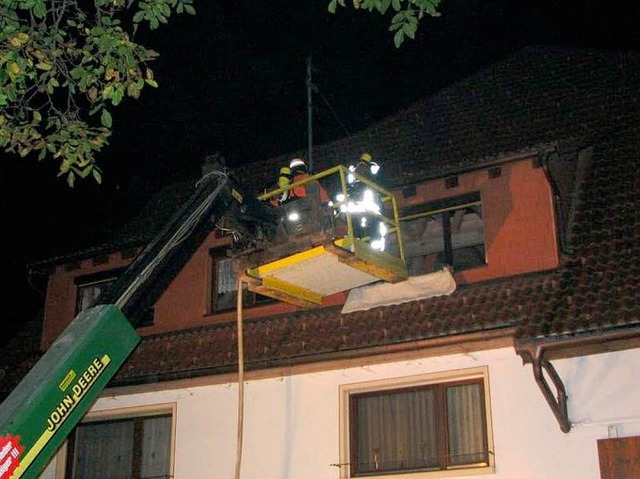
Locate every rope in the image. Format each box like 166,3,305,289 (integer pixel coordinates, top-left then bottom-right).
234,277,245,479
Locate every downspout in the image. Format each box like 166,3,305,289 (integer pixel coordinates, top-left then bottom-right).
517,342,571,433
516,328,640,433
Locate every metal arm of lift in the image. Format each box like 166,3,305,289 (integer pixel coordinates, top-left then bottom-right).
0,170,238,479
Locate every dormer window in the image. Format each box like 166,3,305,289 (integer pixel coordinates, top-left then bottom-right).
401,192,486,276
75,269,123,314
210,248,274,313
74,268,154,327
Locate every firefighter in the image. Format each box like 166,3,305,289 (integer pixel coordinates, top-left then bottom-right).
288,158,309,200
350,152,382,183
279,158,330,235
288,158,329,203
344,153,387,251
275,165,292,204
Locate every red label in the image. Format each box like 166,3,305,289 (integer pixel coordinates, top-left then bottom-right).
0,435,24,479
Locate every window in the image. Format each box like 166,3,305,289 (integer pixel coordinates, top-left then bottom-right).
65,409,173,479
210,249,274,312
75,270,123,313
339,368,494,478
400,192,485,276
75,269,154,327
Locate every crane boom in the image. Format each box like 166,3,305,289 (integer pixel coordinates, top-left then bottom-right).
0,165,275,479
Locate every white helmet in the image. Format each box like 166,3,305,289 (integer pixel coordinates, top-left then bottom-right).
289,158,308,172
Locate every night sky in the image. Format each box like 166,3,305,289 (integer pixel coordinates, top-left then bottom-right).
1,0,639,345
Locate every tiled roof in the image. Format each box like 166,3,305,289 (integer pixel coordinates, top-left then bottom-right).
517,127,640,339
113,272,555,385
114,125,640,384
235,45,640,192
110,46,640,384
6,45,640,392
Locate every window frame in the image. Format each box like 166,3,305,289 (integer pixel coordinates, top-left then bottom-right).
74,268,124,314
400,192,486,276
74,268,155,327
208,247,275,314
58,403,176,479
339,367,495,479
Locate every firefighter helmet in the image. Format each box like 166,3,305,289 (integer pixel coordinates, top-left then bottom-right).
360,153,373,163
289,158,308,173
359,152,380,175
278,166,292,188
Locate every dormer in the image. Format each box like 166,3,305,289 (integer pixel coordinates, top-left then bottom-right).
395,151,563,285
35,147,574,350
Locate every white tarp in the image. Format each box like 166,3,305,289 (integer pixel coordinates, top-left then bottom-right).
341,267,457,314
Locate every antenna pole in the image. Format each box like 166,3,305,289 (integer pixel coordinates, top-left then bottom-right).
306,56,314,172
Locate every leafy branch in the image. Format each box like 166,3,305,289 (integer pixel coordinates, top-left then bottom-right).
328,0,442,47
0,0,195,186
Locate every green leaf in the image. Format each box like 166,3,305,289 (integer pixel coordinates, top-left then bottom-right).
145,78,158,88
101,109,112,128
70,67,84,80
403,20,417,38
133,10,145,23
77,164,92,178
391,11,404,23
92,168,103,184
89,104,103,116
184,4,196,14
67,171,76,188
393,28,405,48
33,0,46,18
328,0,338,13
111,88,124,106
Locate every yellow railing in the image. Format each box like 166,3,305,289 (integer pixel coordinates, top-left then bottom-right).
257,165,405,264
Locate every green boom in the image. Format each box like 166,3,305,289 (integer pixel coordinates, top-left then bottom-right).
0,305,139,479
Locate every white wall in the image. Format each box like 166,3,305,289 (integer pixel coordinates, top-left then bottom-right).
73,347,640,479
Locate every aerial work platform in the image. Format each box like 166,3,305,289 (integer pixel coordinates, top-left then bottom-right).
237,166,408,308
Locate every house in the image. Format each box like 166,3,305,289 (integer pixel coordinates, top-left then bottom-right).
2,45,640,479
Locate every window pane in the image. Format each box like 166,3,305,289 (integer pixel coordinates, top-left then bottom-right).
447,382,487,465
141,416,172,479
213,257,238,311
70,415,172,479
402,216,445,275
77,280,115,313
354,388,438,475
211,254,275,312
450,206,485,271
72,420,134,479
402,199,485,275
